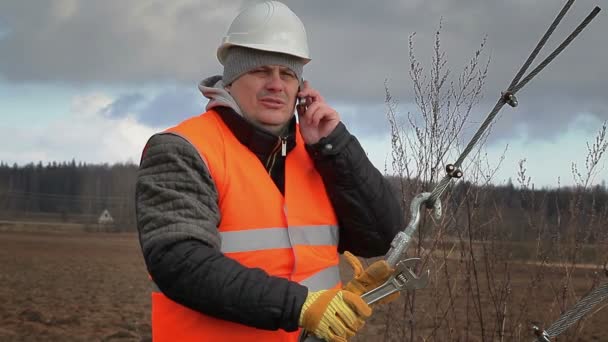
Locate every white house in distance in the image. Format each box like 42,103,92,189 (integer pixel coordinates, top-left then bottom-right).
97,209,114,225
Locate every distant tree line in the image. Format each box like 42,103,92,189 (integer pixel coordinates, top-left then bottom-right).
386,176,608,242
0,161,606,236
472,180,606,241
0,161,138,230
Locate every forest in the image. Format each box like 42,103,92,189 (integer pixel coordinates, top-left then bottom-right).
1,161,606,242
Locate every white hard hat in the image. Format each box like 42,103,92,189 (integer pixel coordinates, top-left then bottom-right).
217,1,310,65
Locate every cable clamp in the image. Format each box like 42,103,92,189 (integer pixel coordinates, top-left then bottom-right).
445,164,463,178
501,91,519,107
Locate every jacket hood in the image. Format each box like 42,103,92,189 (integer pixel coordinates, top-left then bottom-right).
198,75,243,116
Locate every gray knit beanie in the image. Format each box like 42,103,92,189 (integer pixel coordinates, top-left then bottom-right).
222,46,304,85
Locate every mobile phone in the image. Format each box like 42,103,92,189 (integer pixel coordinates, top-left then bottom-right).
297,96,310,117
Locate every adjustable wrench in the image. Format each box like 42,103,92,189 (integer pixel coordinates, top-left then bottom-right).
300,259,429,342
361,257,430,304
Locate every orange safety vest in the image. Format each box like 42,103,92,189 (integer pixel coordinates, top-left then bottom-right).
150,110,341,342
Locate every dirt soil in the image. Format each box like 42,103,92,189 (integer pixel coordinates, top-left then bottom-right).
1,230,607,341
0,230,150,341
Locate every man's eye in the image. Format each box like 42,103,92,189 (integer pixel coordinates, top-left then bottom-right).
281,72,296,79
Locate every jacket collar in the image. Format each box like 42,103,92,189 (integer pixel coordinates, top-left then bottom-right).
214,106,297,159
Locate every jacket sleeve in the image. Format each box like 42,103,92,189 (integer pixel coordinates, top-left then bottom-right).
306,122,404,257
136,133,307,331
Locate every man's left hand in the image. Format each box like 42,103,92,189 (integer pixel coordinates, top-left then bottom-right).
297,80,340,144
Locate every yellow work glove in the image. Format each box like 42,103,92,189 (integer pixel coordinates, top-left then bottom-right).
343,251,400,305
299,289,372,342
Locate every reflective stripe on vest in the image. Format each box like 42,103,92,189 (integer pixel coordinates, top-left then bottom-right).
220,225,338,253
151,225,341,292
299,264,341,291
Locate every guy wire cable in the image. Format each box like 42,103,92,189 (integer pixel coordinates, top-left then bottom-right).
532,282,608,341
425,0,601,207
545,282,608,337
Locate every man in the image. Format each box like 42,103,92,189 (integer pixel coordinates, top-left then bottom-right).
136,2,404,341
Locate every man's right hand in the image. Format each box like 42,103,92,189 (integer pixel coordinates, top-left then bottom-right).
297,80,341,145
299,289,371,342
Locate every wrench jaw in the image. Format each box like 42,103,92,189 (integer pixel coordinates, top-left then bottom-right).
396,258,420,269
405,268,430,290
360,258,430,305
394,258,430,290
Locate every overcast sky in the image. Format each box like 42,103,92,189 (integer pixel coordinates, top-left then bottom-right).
0,0,606,187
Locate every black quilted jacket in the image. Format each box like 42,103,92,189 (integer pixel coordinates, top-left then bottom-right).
136,106,404,332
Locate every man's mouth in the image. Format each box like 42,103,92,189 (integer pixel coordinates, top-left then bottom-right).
259,97,286,108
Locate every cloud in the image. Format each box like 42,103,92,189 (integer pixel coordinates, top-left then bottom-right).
357,114,608,188
335,102,394,139
0,93,157,165
486,114,608,187
99,87,204,127
1,89,604,188
0,0,605,141
100,93,145,119
137,88,204,127
0,0,240,84
0,18,9,39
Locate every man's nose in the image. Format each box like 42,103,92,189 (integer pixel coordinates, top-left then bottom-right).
265,71,284,91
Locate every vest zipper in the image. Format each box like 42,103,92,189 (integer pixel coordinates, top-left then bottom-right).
266,136,286,175
281,137,287,156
